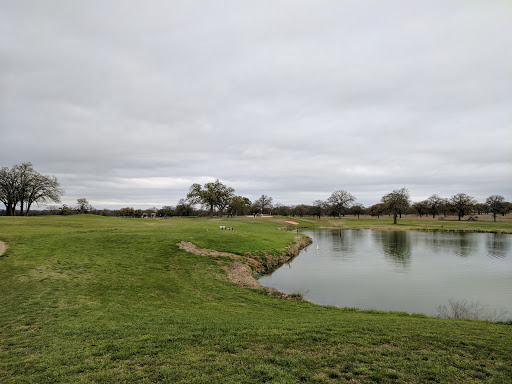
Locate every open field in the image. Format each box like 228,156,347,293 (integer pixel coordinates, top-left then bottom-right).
1,215,511,383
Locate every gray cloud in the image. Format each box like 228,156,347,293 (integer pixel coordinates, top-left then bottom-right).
1,0,511,208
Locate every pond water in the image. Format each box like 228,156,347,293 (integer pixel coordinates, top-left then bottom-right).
258,229,512,317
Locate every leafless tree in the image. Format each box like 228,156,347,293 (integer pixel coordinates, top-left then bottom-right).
328,190,356,218
381,188,410,224
486,195,505,222
449,193,476,221
0,163,63,216
255,195,273,215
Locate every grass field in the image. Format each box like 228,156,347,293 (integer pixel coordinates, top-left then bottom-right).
1,215,511,383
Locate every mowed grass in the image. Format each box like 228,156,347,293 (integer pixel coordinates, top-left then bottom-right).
0,215,511,383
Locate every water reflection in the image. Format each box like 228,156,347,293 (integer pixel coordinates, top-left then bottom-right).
258,229,512,316
454,232,475,258
486,233,511,259
420,231,476,258
374,231,412,268
326,229,366,253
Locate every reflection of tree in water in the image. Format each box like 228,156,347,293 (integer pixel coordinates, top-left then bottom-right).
329,229,352,253
454,232,475,258
420,231,476,258
327,229,365,253
486,233,511,259
376,231,412,268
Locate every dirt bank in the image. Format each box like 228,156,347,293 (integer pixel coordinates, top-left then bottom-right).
176,235,312,292
0,241,7,256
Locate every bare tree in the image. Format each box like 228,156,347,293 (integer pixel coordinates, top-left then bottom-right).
0,166,19,216
76,198,93,214
0,163,63,216
350,203,365,219
426,194,447,218
486,195,505,222
381,188,410,224
255,195,273,215
328,190,356,218
449,193,476,221
412,200,429,217
312,200,328,218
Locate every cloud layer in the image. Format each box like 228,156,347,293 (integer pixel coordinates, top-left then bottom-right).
1,0,511,208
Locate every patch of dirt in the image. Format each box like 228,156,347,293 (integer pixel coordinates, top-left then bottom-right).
285,220,300,225
177,241,240,259
176,235,312,296
226,261,260,289
0,241,7,256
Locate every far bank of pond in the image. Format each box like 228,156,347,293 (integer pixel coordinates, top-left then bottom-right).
258,229,512,317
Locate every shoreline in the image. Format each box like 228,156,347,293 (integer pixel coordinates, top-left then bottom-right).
280,225,512,235
177,234,312,292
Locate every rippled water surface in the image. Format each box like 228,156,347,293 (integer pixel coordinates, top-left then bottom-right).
258,229,512,316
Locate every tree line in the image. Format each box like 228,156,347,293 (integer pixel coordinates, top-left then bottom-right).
1,166,510,222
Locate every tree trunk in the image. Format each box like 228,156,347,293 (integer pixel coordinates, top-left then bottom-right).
393,213,397,224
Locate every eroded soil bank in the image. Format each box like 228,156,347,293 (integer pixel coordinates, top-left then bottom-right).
177,234,312,292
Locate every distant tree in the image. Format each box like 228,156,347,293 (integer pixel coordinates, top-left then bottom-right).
0,165,19,216
175,198,194,216
76,198,93,214
255,195,273,215
118,207,135,217
0,162,63,216
449,193,477,221
367,203,385,218
134,209,143,218
426,194,446,218
503,201,512,216
328,190,356,218
187,179,235,218
312,200,328,218
473,203,486,215
350,203,365,219
291,204,307,217
412,200,429,217
272,203,291,216
486,195,505,222
227,196,251,216
158,206,175,217
59,204,73,216
381,188,410,224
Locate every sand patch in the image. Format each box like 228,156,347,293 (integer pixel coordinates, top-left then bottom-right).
285,220,300,225
177,241,240,259
226,261,260,289
0,241,7,256
177,241,260,288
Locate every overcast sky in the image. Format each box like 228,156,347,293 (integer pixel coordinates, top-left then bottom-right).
1,0,511,209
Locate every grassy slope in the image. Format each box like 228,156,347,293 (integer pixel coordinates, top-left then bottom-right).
0,215,510,383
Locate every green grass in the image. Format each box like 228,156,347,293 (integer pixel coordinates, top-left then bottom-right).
287,216,512,233
1,215,511,383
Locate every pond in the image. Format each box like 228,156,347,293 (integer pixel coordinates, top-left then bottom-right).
258,229,512,317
